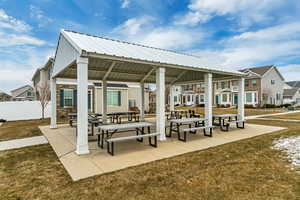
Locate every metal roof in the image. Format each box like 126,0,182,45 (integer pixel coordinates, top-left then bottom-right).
61,30,243,76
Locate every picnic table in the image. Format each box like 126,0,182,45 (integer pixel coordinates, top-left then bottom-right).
97,122,154,149
166,110,188,119
167,117,207,138
213,114,238,131
108,111,140,124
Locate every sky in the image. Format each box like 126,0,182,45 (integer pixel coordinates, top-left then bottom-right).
0,0,300,93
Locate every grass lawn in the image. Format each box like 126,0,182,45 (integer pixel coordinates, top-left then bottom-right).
0,118,68,142
1,119,300,199
176,106,285,116
264,112,300,120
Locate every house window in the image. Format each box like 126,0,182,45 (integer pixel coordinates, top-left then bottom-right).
296,98,300,103
187,95,190,102
254,92,257,102
27,91,32,96
276,93,281,101
64,89,74,106
271,80,275,85
200,95,204,103
222,94,228,102
252,80,257,88
129,99,136,107
246,93,252,103
221,82,225,89
245,80,249,88
174,96,178,102
108,91,121,106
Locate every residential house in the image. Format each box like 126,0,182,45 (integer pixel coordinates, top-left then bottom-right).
32,57,54,100
11,85,35,101
181,83,205,106
56,80,150,118
283,88,300,106
178,65,285,107
240,65,285,106
0,90,12,102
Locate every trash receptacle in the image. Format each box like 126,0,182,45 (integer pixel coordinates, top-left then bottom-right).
288,106,295,111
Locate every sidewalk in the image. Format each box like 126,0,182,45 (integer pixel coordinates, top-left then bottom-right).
246,110,300,119
0,136,48,151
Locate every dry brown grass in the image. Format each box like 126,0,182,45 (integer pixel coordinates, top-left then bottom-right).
0,118,68,141
1,119,300,199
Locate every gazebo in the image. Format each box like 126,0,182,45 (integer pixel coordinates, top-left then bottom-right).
50,30,246,155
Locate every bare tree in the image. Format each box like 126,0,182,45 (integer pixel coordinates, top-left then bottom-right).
37,83,50,119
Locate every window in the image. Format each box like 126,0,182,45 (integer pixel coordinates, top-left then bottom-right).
245,80,249,88
174,96,177,102
64,89,74,106
200,95,204,103
187,95,191,102
254,92,257,102
129,99,136,107
276,93,281,101
252,80,257,88
221,82,225,89
27,91,32,96
271,80,275,85
246,93,252,103
222,94,228,102
108,91,121,106
296,98,300,103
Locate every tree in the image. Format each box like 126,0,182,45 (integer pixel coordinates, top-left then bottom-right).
37,83,50,119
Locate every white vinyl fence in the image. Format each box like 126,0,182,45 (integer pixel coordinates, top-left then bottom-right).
0,101,51,121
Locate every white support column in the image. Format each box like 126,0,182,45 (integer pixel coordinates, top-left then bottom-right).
238,77,245,122
102,80,108,124
204,73,213,127
140,82,145,121
76,57,89,155
50,78,57,129
156,67,166,141
170,85,175,111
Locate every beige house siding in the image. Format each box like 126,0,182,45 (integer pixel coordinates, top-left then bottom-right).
261,68,284,105
94,87,129,114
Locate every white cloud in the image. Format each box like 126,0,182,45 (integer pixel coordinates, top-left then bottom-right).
177,0,285,27
121,0,130,8
113,16,204,49
0,32,46,46
175,11,211,26
191,22,300,70
0,9,31,32
0,48,54,93
278,65,300,81
29,5,53,28
138,28,201,49
113,16,155,35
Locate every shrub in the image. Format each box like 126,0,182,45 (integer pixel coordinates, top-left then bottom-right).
281,104,292,108
245,104,254,108
265,104,276,108
196,104,205,107
0,119,7,122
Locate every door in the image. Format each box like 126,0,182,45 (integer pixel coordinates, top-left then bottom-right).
216,95,220,105
234,94,238,105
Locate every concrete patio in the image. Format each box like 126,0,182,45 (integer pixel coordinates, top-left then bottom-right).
40,122,285,181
